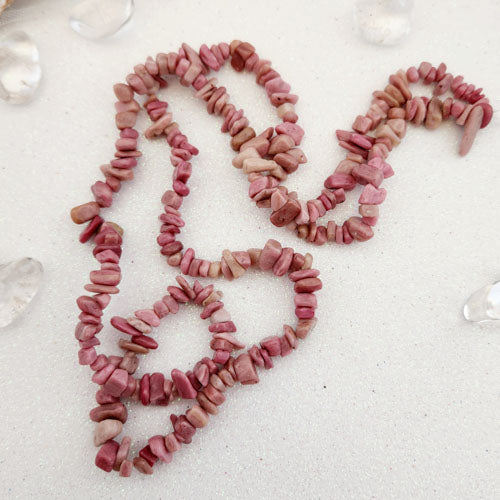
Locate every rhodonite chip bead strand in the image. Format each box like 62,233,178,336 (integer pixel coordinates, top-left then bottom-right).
146,50,493,250
232,60,492,246
296,61,493,246
69,41,492,475
125,254,320,476
145,51,493,256
74,212,321,476
109,275,244,368
71,43,493,255
71,41,306,252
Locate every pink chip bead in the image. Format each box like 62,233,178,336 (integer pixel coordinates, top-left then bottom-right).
116,137,137,151
265,77,291,96
90,269,121,286
351,164,384,188
234,353,259,385
76,295,102,316
120,128,138,139
213,332,245,349
200,44,221,70
324,173,356,191
103,368,129,397
248,345,265,368
194,363,210,387
95,249,120,264
90,354,108,372
476,102,493,128
351,133,373,150
148,435,173,463
259,348,273,370
194,284,214,306
198,260,210,277
352,115,373,134
295,307,315,319
122,376,137,398
163,295,179,314
359,184,387,205
294,278,322,293
270,92,298,106
289,269,320,282
78,347,97,365
280,335,293,356
192,74,207,90
272,247,294,276
92,363,115,385
171,369,197,399
171,413,196,442
186,405,210,428
294,293,317,309
362,216,378,226
110,157,137,169
164,433,181,453
180,248,195,274
135,309,160,327
79,313,100,325
213,350,230,364
200,300,224,319
167,286,190,303
406,66,419,83
334,188,346,203
259,239,282,270
71,202,100,224
260,336,281,357
343,225,354,244
345,217,374,241
119,460,133,477
79,216,104,245
95,440,119,472
153,300,169,318
111,316,141,336
91,181,113,208
96,390,118,405
208,321,236,333
275,123,304,145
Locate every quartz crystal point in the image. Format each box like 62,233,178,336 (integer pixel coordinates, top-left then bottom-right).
0,31,41,104
69,0,134,40
354,0,414,46
463,281,500,323
0,258,43,328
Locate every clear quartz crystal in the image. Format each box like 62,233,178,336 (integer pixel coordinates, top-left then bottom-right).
464,281,500,323
0,258,43,328
354,0,414,46
0,31,41,104
69,0,134,40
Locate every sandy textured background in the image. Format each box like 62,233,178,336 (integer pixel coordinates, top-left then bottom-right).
0,0,499,498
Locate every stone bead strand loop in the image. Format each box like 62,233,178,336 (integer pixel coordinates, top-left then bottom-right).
75,206,321,477
290,61,493,245
71,42,493,257
74,66,322,475
70,40,492,476
71,41,302,250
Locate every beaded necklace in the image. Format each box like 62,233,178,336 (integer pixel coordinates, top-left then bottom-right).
71,40,491,476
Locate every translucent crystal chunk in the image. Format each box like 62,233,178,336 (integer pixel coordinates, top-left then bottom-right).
0,0,14,17
0,258,43,328
69,0,134,40
463,281,500,323
0,31,41,104
354,0,414,46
